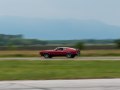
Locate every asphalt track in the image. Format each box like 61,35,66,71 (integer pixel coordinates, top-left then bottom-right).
0,79,120,90
0,56,120,60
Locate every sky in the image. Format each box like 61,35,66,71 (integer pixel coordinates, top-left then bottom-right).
0,0,120,26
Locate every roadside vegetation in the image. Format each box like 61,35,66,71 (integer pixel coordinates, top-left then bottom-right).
0,34,119,57
0,60,120,80
74,42,85,50
0,50,120,57
115,39,120,48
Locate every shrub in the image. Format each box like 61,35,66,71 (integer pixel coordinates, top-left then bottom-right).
115,39,120,48
75,42,85,50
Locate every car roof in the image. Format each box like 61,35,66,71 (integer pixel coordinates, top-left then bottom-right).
57,47,69,49
56,47,76,50
57,47,76,49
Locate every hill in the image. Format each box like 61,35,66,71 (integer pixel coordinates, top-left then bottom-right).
0,16,120,40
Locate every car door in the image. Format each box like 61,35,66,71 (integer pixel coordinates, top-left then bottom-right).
54,48,65,56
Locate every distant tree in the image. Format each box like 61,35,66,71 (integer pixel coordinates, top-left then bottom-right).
115,39,120,48
74,42,85,50
29,39,48,45
0,34,48,46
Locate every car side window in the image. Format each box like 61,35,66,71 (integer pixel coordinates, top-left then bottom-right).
57,48,63,51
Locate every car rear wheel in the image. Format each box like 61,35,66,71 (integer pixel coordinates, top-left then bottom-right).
66,53,75,58
44,54,51,58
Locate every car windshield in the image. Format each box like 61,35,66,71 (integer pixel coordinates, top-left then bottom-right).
54,48,58,51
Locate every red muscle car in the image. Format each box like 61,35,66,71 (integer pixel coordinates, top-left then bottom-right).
39,47,80,58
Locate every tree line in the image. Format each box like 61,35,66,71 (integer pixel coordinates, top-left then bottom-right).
0,34,120,49
0,34,47,46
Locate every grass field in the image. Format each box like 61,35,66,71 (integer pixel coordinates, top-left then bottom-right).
0,50,120,57
0,50,38,57
82,50,120,56
0,60,120,80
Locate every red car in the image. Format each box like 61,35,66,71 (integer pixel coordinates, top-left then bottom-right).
39,47,80,58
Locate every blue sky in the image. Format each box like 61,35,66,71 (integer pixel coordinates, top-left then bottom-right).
0,0,120,26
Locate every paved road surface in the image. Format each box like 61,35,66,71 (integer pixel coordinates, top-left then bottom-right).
0,57,120,60
0,79,120,90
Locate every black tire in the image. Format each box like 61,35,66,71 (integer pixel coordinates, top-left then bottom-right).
71,55,75,58
66,53,75,58
43,53,50,58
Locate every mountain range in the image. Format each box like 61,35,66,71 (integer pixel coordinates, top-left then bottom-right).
0,16,119,40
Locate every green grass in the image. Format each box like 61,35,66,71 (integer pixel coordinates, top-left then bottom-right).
0,60,120,80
